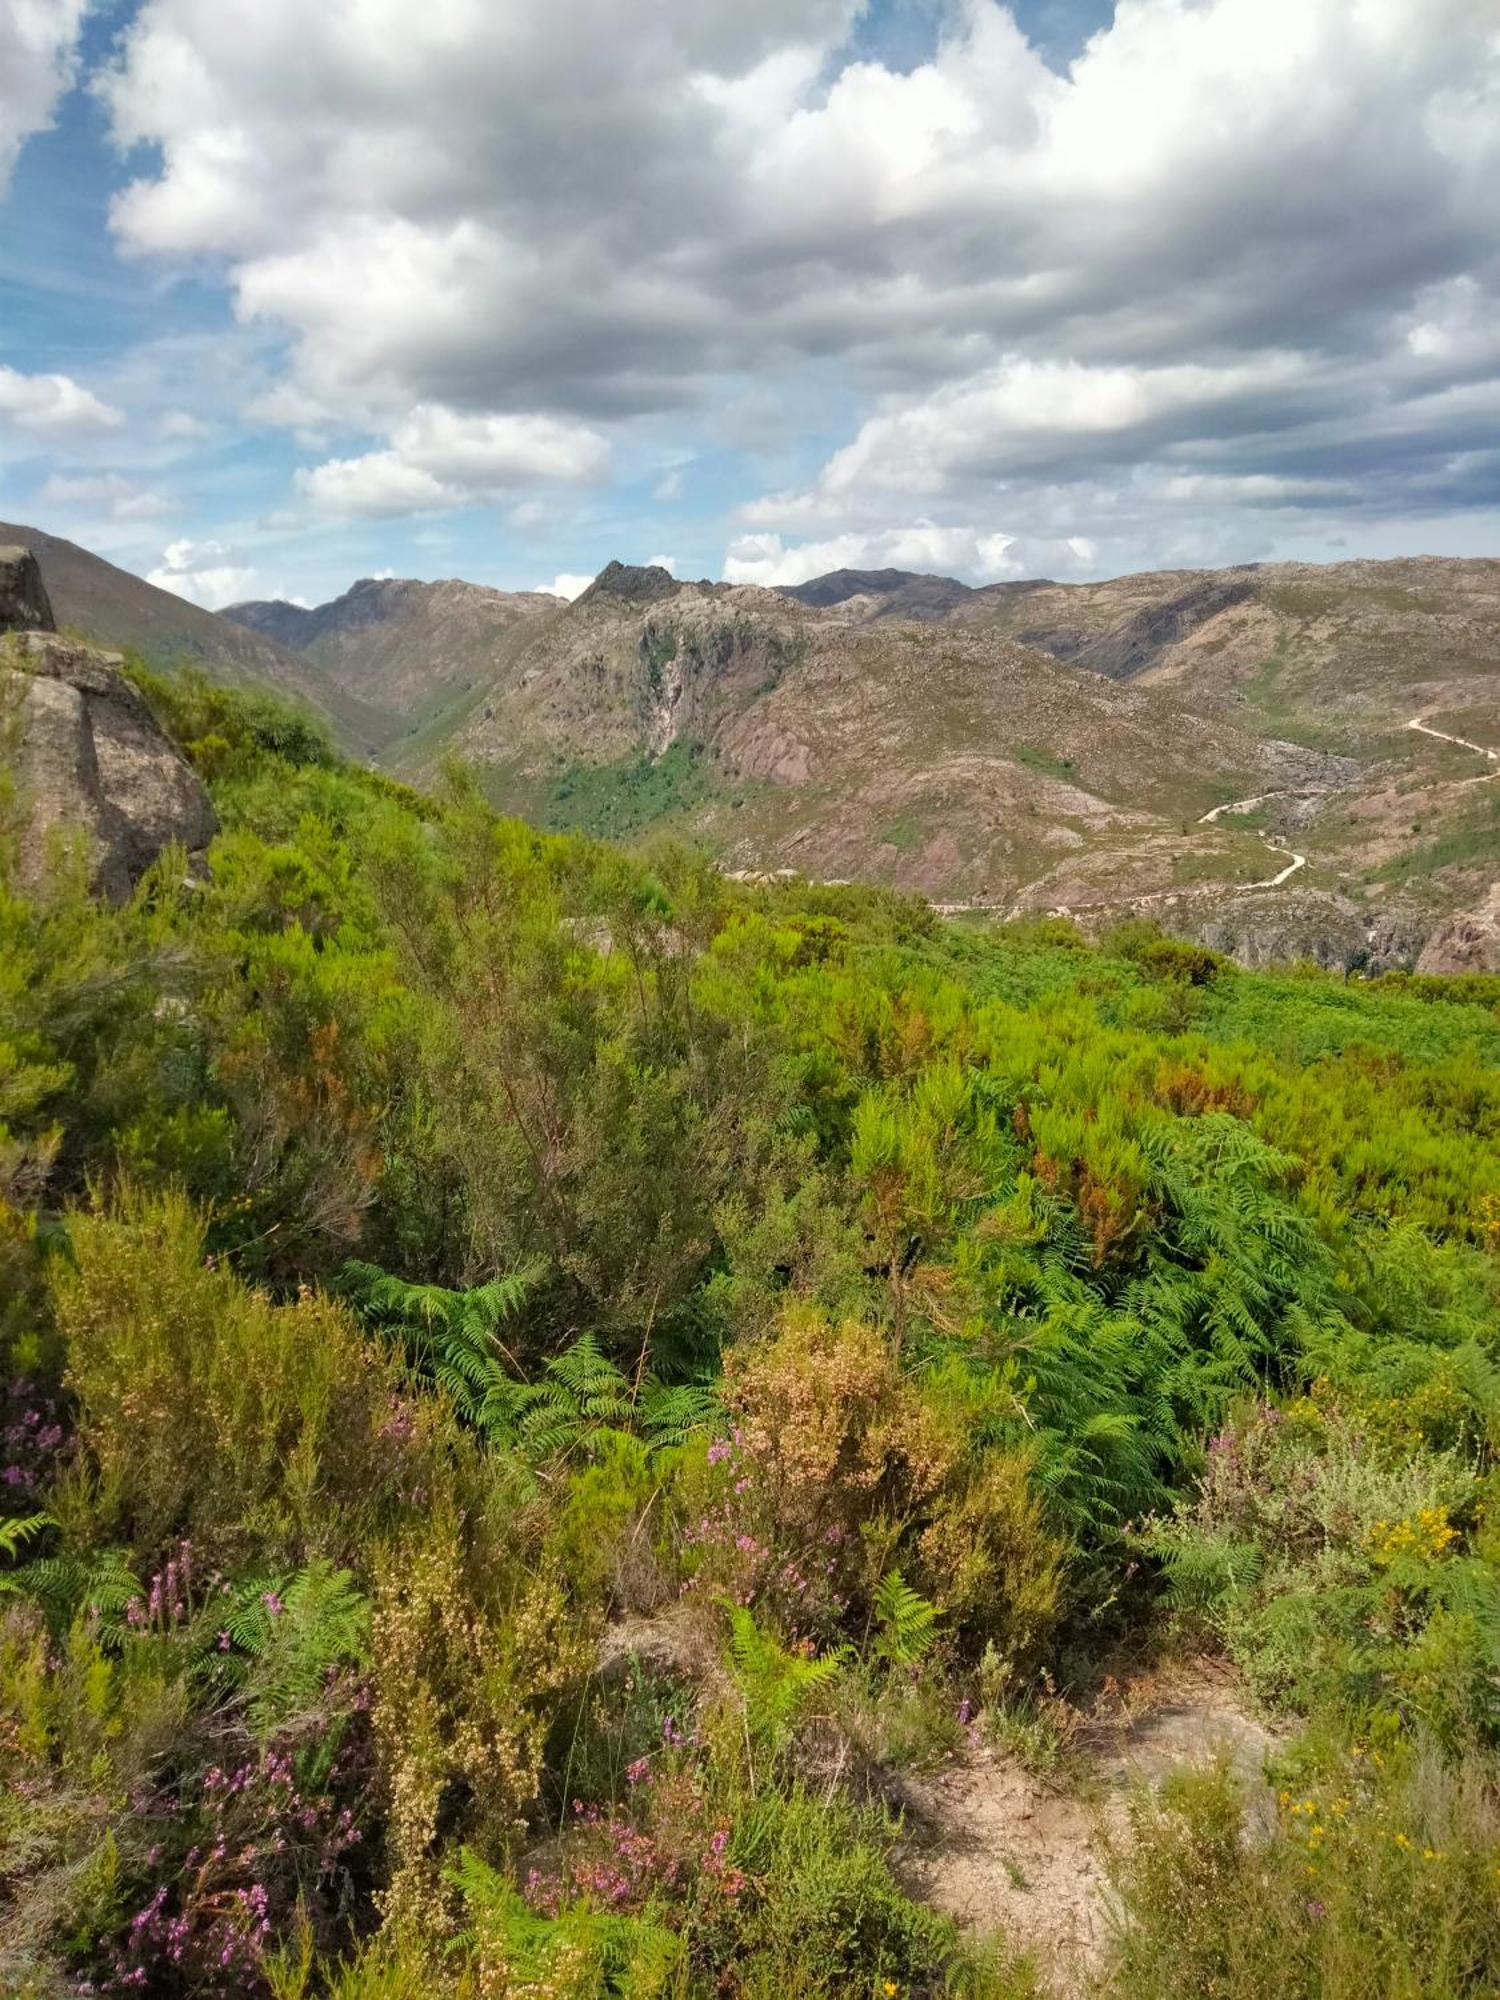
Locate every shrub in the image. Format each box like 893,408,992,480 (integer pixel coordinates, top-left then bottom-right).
369,1510,585,1935
916,1448,1066,1672
1102,1752,1500,1999
52,1187,431,1567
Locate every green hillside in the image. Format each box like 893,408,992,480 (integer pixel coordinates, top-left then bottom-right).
4,676,1500,1997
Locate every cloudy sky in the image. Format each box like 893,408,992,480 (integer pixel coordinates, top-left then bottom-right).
1,0,1497,610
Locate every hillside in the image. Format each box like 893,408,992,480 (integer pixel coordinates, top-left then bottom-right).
226,573,562,752
4,667,1500,1998
0,522,394,757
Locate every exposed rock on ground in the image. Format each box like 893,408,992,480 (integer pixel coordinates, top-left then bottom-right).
894,1661,1280,1995
1416,884,1500,974
2,563,217,900
0,545,55,633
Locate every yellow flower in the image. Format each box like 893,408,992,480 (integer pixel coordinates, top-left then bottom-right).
1394,1833,1411,1850
883,1985,899,1997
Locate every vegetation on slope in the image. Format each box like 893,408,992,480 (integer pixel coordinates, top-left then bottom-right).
3,677,1500,1996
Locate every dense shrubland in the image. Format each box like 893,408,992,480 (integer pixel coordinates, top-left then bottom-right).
3,672,1500,1995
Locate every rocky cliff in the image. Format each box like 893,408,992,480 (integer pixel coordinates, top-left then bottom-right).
1,547,217,902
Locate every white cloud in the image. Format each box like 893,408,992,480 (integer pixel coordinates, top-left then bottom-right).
161,408,212,440
37,472,171,520
645,552,678,574
147,537,256,609
723,524,1021,588
296,402,608,516
0,365,125,435
541,572,595,600
0,0,86,192
296,451,453,518
97,0,1500,565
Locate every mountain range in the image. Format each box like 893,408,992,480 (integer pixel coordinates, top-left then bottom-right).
9,522,1498,969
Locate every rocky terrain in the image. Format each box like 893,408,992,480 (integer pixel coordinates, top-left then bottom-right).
11,529,1500,968
1,546,217,901
0,523,397,759
228,572,561,756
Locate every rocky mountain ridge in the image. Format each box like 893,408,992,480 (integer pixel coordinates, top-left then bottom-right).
11,529,1499,969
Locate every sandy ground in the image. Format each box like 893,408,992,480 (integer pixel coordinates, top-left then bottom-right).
893,1661,1280,1994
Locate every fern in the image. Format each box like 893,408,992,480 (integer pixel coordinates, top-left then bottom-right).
726,1605,843,1749
637,1379,722,1450
0,1511,52,1563
339,1257,543,1430
210,1560,371,1738
0,1543,140,1642
449,1847,682,1993
1148,1531,1265,1610
872,1568,938,1666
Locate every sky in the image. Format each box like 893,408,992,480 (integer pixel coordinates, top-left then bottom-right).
0,0,1497,612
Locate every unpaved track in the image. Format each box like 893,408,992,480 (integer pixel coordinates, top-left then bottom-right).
1407,713,1499,773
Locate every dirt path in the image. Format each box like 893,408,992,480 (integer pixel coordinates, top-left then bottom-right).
1194,791,1306,888
895,1662,1279,1994
1407,713,1499,775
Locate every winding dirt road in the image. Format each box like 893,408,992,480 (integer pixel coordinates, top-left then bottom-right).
1194,791,1306,889
924,713,1491,921
1407,714,1499,772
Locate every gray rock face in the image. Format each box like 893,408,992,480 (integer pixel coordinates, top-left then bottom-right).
1416,886,1500,975
2,605,217,902
0,545,55,633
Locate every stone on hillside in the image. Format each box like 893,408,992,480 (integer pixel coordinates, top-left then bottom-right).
0,545,55,633
2,628,218,902
1416,887,1500,975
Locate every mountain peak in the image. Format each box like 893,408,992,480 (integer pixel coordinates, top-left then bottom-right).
577,560,683,606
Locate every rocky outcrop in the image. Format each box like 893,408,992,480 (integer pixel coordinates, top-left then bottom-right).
579,560,683,607
1416,887,1500,975
0,546,55,633
2,580,217,901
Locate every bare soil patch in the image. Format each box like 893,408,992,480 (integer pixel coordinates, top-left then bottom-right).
893,1660,1280,1994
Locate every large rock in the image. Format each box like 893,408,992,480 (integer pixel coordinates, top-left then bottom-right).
2,613,217,902
0,546,55,633
1416,886,1500,975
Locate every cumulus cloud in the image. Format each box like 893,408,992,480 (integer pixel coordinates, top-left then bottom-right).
99,0,1500,568
296,404,609,516
0,366,125,435
724,524,1021,587
147,538,256,609
0,0,86,192
541,572,596,600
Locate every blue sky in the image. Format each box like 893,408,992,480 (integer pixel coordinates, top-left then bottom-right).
1,0,1496,611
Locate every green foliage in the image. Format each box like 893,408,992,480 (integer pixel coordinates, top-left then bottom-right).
53,1187,424,1565
543,741,719,841
450,1846,682,1995
871,1569,939,1666
6,675,1500,1992
726,1606,843,1755
0,1512,52,1563
1101,1751,1500,2000
214,1560,372,1739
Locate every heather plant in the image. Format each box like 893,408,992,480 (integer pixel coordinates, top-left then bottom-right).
51,1187,433,1566
368,1507,587,1935
1144,1398,1500,1737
